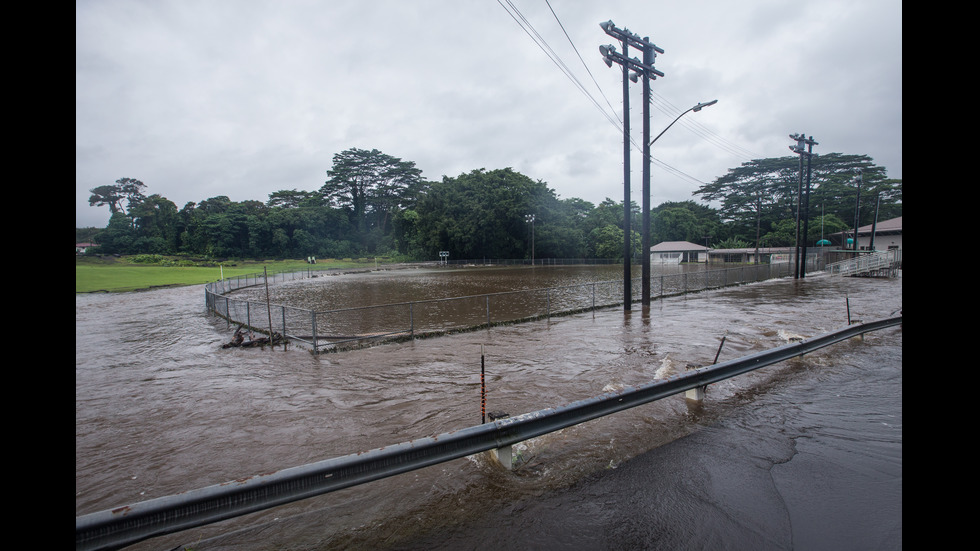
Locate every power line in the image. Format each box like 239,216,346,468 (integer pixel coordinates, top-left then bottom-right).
649,91,763,160
496,0,620,130
544,0,622,126
496,1,714,188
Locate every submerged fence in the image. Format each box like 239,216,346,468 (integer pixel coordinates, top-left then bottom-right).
205,260,811,353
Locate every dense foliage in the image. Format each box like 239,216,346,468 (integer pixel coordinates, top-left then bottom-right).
80,148,901,260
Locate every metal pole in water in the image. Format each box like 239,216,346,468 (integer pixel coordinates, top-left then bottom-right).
713,335,727,364
264,267,274,344
481,345,486,424
311,311,318,354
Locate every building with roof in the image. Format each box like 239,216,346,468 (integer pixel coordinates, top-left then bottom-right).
76,242,98,254
649,241,710,264
842,216,902,251
705,246,798,264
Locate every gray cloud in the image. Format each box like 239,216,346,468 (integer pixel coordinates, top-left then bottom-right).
76,0,902,228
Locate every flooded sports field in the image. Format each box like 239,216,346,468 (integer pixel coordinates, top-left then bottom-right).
76,265,902,550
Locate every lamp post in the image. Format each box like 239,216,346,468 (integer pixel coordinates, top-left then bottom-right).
649,100,718,147
644,99,716,305
525,214,535,265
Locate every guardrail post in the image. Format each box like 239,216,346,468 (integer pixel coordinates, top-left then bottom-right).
491,445,513,470
685,386,706,401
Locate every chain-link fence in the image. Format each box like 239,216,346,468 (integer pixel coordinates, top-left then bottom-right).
206,260,808,353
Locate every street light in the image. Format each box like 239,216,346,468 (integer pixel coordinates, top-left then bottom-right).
640,98,717,308
525,214,535,265
649,100,717,146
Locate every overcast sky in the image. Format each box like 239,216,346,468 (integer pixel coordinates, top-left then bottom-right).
76,0,902,228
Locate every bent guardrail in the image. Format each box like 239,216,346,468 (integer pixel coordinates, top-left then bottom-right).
76,315,901,551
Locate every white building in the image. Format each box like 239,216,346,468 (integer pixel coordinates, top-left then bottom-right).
649,241,710,264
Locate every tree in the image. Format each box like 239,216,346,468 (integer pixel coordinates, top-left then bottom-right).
87,185,126,215
651,201,724,245
413,168,559,259
88,178,147,216
129,194,179,253
93,212,137,254
693,153,900,252
267,189,317,209
588,225,641,260
319,148,423,242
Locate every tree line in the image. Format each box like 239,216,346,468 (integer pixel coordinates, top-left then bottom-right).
81,147,901,260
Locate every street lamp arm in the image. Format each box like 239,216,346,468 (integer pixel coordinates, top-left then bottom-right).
649,100,717,146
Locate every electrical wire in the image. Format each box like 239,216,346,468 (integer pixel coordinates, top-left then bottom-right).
496,0,620,130
497,0,726,188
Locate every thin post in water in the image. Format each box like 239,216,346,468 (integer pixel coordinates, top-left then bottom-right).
481,345,486,424
713,335,727,364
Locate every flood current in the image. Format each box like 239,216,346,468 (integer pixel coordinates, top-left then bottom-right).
75,264,902,550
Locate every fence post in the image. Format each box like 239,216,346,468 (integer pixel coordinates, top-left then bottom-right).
311,311,318,354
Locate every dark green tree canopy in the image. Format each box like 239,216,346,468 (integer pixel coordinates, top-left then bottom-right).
88,177,147,215
319,148,423,235
693,153,900,249
412,168,554,259
82,148,899,260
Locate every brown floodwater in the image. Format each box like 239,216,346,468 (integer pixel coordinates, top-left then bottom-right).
76,265,902,550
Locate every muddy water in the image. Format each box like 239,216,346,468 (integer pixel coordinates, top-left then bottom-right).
75,266,901,550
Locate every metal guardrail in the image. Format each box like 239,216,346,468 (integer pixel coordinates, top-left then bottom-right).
75,316,901,551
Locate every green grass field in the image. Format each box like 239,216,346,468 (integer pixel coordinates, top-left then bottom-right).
75,255,376,293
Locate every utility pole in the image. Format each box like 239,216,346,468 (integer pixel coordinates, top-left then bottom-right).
640,39,653,309
790,134,804,278
852,168,863,251
799,135,817,278
600,20,663,311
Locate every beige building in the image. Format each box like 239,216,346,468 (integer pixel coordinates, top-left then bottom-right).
845,216,902,251
649,241,710,264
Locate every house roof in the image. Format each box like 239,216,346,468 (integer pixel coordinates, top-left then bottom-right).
831,216,902,236
858,215,901,233
650,240,710,252
708,247,795,254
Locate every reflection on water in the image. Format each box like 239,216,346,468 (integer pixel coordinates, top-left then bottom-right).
76,266,901,550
